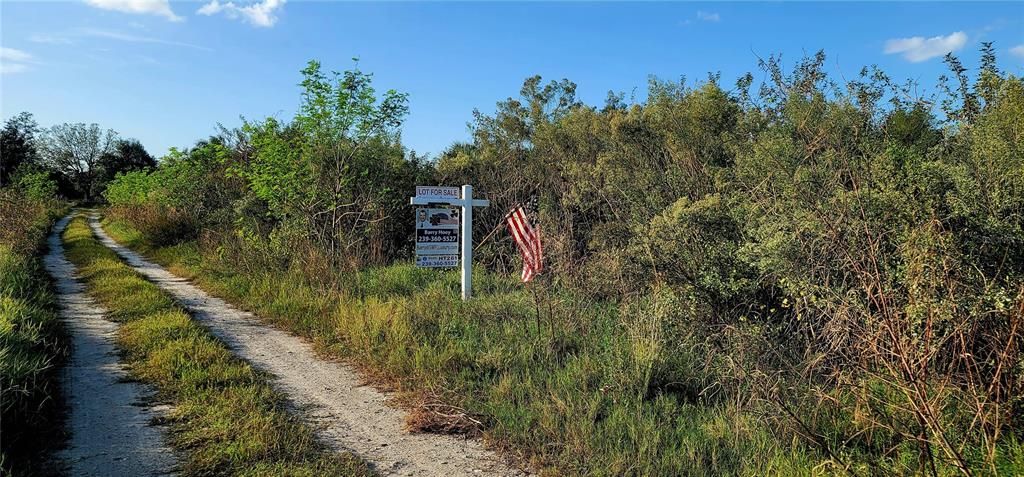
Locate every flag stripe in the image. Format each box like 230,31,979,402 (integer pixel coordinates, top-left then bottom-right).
512,209,539,265
509,211,538,268
507,214,536,267
505,205,543,283
514,209,538,244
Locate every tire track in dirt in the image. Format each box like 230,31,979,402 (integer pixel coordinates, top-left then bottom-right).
89,215,526,477
45,215,178,476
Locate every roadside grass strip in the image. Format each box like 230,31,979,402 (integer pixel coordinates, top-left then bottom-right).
0,245,66,475
0,200,67,476
61,216,374,477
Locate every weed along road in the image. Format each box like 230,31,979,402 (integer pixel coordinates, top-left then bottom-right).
88,215,525,476
44,215,179,476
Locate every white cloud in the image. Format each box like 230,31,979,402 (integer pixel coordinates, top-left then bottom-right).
28,29,210,52
1,63,30,75
696,11,720,22
197,0,285,28
1010,45,1024,60
137,55,161,66
1,48,33,75
30,33,76,45
1,47,33,63
884,31,968,63
79,28,212,51
681,10,721,26
84,0,183,22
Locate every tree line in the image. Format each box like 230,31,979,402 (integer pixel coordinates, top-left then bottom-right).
1,115,156,202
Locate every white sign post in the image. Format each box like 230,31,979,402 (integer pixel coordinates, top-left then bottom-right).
410,184,489,300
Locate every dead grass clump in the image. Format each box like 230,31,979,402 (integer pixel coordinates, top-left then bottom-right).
405,395,484,437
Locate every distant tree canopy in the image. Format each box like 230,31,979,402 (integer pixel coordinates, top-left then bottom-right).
0,116,154,203
38,122,118,201
96,139,157,189
0,112,41,187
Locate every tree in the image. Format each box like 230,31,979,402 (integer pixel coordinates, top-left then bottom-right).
238,60,410,267
38,123,117,201
95,139,156,197
0,112,40,187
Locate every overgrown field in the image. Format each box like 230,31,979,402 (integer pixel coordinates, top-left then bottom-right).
104,218,825,475
0,190,67,476
103,45,1023,475
62,216,373,476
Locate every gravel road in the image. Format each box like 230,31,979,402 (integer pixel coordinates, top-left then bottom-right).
45,215,178,476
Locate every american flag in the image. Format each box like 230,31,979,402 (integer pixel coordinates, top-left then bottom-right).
505,198,543,282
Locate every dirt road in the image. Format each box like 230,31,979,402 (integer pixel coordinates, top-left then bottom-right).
45,215,178,476
89,215,524,477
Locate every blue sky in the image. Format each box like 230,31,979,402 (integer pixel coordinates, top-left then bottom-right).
2,1,1022,159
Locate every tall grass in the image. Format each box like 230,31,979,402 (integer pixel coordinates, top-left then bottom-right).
0,247,66,476
0,192,67,476
104,218,830,476
63,216,373,476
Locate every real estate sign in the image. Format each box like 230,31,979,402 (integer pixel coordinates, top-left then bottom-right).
414,206,459,268
410,185,489,299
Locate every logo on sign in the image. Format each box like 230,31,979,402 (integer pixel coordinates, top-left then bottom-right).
416,207,459,230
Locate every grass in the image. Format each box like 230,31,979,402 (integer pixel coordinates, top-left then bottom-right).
0,198,67,477
103,217,829,476
0,246,67,476
62,215,374,476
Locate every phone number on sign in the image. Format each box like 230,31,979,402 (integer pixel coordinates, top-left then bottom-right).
417,235,458,243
